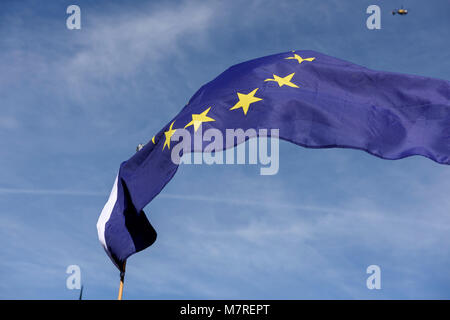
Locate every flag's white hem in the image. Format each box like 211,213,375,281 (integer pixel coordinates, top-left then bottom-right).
96,175,118,251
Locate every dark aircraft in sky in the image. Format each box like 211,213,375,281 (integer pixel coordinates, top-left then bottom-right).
392,6,408,15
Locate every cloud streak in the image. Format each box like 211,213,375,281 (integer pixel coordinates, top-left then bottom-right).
0,186,349,215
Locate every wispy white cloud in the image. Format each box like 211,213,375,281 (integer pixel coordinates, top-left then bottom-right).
0,185,348,214
64,1,216,83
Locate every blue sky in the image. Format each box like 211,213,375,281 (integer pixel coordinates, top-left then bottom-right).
0,0,449,299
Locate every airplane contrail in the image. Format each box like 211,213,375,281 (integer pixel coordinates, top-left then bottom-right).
0,187,347,214
0,187,106,196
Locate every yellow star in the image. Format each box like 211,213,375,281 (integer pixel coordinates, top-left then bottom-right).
184,107,215,132
264,73,299,88
285,54,315,64
229,88,263,115
151,136,155,144
162,121,176,150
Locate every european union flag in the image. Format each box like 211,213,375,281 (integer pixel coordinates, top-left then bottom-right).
97,50,449,271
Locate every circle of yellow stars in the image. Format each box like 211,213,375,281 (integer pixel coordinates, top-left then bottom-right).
151,52,315,150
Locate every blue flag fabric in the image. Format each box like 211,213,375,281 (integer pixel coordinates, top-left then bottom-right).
97,50,450,271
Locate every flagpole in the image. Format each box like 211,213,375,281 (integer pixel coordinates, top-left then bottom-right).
117,145,141,300
117,261,126,300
